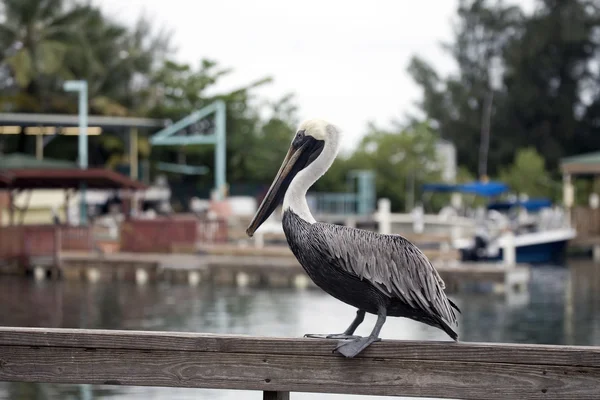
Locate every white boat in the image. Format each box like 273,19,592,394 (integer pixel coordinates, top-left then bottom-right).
422,182,576,265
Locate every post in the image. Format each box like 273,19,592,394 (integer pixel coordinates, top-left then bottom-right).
502,231,516,268
215,100,227,200
563,174,574,226
479,90,494,179
377,198,391,235
8,190,14,226
64,190,70,225
36,133,43,160
130,127,138,180
593,244,600,263
263,391,290,400
54,226,62,269
63,80,88,226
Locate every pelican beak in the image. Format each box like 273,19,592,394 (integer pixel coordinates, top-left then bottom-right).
246,136,324,237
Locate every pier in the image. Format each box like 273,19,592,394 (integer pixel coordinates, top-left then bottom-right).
51,250,530,295
0,327,597,399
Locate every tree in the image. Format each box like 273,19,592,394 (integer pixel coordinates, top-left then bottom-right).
502,0,600,170
408,0,600,177
498,147,557,199
407,0,523,177
0,0,93,108
249,94,299,183
345,121,443,211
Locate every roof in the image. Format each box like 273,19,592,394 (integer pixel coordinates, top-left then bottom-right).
561,151,600,175
0,153,77,170
0,168,146,190
0,112,167,129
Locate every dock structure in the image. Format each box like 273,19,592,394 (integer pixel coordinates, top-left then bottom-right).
561,152,600,259
0,327,598,399
55,250,530,295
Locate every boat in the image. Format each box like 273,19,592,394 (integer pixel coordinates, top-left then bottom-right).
421,181,576,265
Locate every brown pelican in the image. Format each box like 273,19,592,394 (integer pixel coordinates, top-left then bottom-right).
246,119,460,358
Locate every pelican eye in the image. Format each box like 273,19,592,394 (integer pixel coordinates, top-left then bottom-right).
292,130,307,148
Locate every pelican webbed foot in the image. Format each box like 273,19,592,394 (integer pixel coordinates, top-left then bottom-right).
303,333,362,340
334,336,381,358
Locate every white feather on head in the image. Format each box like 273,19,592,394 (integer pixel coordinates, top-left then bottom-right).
297,118,341,143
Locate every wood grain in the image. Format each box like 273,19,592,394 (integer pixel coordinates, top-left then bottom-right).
0,328,598,399
0,327,597,367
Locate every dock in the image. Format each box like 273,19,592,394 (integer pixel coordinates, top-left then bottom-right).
52,249,530,295
0,327,597,399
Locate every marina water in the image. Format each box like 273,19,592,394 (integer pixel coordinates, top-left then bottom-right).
0,261,598,400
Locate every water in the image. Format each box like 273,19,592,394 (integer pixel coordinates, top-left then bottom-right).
0,261,599,400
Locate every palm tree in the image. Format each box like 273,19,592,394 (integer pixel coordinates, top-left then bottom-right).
0,0,93,110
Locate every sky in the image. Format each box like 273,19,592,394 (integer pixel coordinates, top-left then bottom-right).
95,0,534,151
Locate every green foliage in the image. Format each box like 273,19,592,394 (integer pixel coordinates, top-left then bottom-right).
342,121,443,211
498,147,557,199
408,0,600,176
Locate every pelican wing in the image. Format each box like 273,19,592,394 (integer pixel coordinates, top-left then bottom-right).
310,222,458,324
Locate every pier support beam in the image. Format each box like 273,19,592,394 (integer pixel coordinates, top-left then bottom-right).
135,269,149,285
188,271,201,286
33,266,46,281
593,244,600,262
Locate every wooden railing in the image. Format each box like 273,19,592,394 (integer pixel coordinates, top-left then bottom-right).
0,327,598,399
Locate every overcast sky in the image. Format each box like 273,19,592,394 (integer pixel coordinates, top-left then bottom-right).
96,0,533,150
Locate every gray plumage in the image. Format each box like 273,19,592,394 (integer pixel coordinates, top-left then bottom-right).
283,209,459,341
313,222,457,324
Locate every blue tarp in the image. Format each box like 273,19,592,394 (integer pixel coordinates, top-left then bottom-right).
487,198,553,212
421,181,509,197
420,183,460,193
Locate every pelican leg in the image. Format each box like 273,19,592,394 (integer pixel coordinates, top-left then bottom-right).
334,308,386,358
304,309,365,340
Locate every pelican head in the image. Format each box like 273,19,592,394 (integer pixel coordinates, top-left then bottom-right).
246,119,341,237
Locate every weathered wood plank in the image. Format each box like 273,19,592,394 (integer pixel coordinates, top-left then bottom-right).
0,327,598,368
0,345,597,399
263,390,290,400
0,328,598,399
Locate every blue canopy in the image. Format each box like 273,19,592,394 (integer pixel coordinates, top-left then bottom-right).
422,181,509,197
420,183,460,193
487,198,553,212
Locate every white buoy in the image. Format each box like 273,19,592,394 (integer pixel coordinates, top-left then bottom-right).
136,268,149,285
188,271,201,286
236,272,250,287
492,283,505,294
33,266,46,281
86,268,100,283
293,274,310,290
